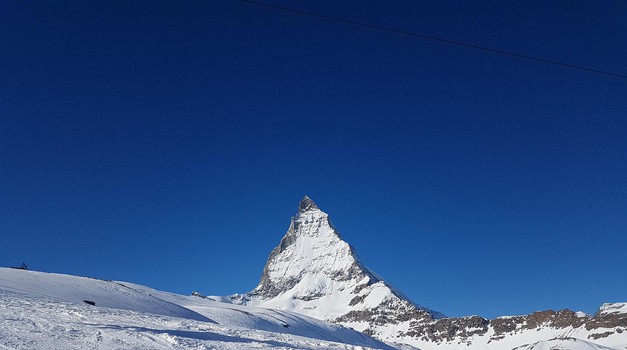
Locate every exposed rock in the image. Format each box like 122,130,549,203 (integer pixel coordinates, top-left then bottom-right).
589,331,614,340
298,195,319,213
403,315,489,342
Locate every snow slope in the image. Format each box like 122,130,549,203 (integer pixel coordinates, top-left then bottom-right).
0,268,209,322
0,268,396,350
513,338,618,350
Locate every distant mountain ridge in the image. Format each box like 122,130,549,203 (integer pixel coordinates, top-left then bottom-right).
230,196,627,350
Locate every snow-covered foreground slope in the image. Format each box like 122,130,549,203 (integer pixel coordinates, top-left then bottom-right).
0,268,395,350
0,267,209,322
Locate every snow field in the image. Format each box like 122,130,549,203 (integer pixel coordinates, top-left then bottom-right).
0,268,394,350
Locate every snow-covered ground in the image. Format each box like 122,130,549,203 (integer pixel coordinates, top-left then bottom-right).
513,338,618,350
0,268,396,350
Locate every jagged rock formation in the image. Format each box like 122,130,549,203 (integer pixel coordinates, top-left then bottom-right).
404,306,627,347
230,196,627,350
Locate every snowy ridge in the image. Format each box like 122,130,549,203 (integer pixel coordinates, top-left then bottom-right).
598,303,627,316
0,267,395,350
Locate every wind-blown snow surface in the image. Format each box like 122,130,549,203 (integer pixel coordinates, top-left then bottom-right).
0,268,395,350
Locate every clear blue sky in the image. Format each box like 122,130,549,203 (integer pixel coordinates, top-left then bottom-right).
1,1,626,319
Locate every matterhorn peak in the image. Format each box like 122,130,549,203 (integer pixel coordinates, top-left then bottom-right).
298,195,319,213
234,196,442,343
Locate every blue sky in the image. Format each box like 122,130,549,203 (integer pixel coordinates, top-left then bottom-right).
1,1,626,319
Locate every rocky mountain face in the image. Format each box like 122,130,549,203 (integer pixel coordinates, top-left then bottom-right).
230,196,627,349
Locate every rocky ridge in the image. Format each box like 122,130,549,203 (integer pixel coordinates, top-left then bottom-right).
405,307,627,346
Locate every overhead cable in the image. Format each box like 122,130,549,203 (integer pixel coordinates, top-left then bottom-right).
242,0,627,80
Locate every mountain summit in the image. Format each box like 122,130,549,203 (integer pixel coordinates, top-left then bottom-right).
231,196,443,340
298,195,319,213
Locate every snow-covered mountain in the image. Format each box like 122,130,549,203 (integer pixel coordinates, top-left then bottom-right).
0,267,395,350
229,195,443,339
230,196,627,350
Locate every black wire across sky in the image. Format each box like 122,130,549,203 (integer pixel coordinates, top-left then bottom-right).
242,0,627,80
